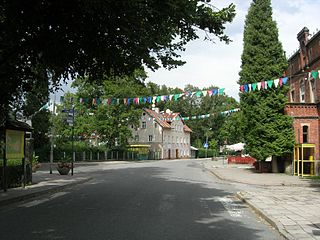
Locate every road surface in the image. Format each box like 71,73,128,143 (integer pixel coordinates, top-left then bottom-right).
0,159,281,240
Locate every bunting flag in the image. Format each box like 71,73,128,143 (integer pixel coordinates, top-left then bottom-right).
239,76,289,93
311,70,319,80
39,102,50,111
153,108,240,121
74,88,224,107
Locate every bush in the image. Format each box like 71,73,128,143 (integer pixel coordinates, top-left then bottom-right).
0,164,32,189
197,148,216,158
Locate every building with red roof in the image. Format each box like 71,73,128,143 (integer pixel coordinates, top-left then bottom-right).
129,108,192,159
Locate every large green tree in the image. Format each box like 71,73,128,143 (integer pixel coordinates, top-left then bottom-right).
0,0,235,122
239,0,294,161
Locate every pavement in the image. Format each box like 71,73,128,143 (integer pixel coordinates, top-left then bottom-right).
1,159,320,240
204,158,320,240
0,161,134,207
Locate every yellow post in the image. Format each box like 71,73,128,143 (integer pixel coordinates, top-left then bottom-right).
297,146,300,176
293,147,296,175
301,146,304,177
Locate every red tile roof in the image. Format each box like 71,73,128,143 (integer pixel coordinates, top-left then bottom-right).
144,108,172,129
144,108,192,132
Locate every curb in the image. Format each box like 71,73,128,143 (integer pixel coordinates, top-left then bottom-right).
0,177,92,207
236,192,292,240
209,168,272,187
208,167,317,187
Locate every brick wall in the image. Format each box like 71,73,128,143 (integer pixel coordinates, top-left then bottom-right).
285,27,320,160
285,104,320,159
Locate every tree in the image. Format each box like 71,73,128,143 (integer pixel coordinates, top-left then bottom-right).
219,111,244,145
0,0,236,122
239,0,294,161
52,71,149,150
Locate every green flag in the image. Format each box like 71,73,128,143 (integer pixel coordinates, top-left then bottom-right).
311,70,319,80
251,83,257,91
267,80,273,88
218,88,225,95
196,91,202,97
39,102,49,111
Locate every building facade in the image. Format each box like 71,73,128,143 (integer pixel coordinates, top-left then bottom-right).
285,27,320,164
129,108,192,159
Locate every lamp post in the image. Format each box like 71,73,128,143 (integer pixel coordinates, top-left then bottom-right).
71,104,75,176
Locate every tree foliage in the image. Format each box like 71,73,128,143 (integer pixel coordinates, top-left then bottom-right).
0,0,235,122
239,0,294,161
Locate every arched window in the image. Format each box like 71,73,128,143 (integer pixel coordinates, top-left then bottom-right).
303,125,308,143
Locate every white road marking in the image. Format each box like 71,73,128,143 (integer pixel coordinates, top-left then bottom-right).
19,192,68,208
218,197,243,218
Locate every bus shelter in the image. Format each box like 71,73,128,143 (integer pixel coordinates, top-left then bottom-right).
1,118,33,191
293,143,316,177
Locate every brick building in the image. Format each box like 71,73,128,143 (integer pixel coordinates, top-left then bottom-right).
285,27,320,173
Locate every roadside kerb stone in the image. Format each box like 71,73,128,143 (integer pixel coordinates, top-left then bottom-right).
236,191,293,240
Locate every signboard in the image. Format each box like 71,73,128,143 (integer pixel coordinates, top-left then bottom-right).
62,109,75,114
203,142,208,149
6,129,24,159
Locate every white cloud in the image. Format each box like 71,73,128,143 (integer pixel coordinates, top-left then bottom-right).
146,0,320,101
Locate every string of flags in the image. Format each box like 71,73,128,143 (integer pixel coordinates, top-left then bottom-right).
145,108,240,122
57,70,319,108
239,70,320,93
60,88,225,106
239,77,288,93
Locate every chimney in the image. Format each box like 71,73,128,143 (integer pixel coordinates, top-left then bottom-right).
297,27,309,70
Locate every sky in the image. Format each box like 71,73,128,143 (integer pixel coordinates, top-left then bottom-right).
55,0,320,102
145,0,320,101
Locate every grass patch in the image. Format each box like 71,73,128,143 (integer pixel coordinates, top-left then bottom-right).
304,176,320,181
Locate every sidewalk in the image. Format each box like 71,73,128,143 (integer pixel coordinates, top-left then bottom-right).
0,167,92,207
205,159,320,240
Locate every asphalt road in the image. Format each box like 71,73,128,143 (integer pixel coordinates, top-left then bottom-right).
0,159,281,240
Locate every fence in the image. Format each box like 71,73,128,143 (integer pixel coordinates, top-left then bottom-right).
227,156,256,164
51,150,161,162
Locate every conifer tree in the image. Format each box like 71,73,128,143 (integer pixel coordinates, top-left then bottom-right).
239,0,294,161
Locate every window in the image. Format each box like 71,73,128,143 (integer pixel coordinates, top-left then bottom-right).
134,135,139,142
141,121,146,129
291,90,295,102
154,122,157,128
148,135,153,142
303,126,308,143
310,79,316,103
300,81,305,102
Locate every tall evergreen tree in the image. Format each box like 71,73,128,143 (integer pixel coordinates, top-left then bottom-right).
239,0,294,161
